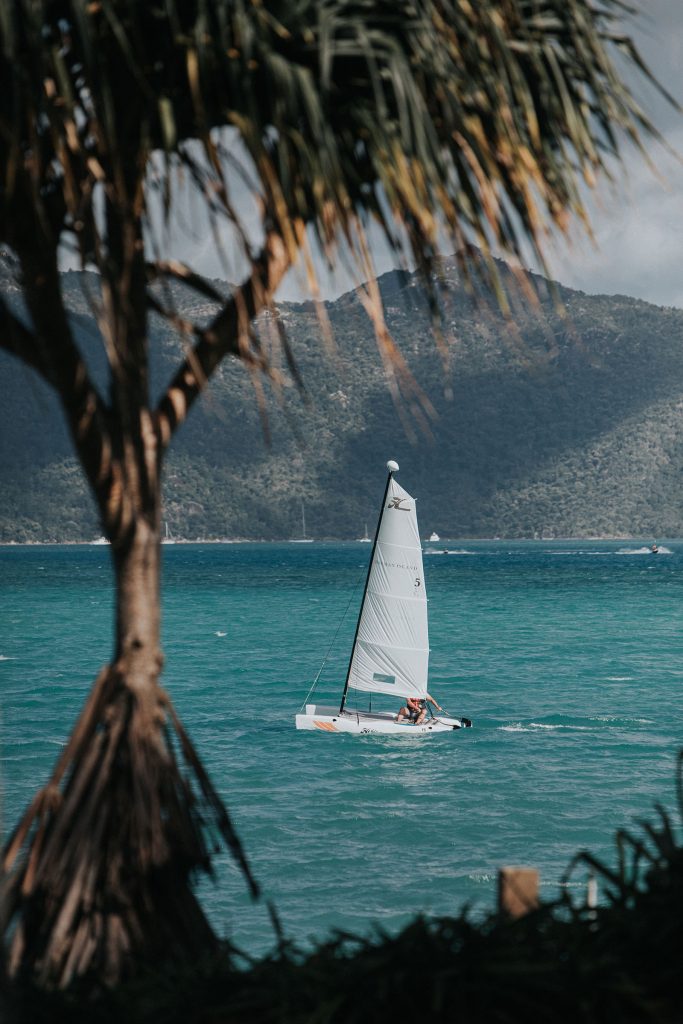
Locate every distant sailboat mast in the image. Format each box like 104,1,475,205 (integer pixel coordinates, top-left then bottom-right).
290,500,314,542
339,460,398,714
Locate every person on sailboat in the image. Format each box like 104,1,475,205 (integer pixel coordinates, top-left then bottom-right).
396,694,443,725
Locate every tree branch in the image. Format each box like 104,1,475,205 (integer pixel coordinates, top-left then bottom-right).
0,296,54,383
9,252,115,528
154,232,291,447
146,260,229,305
0,287,111,476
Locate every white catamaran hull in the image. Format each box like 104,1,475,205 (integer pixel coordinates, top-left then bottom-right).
295,704,470,735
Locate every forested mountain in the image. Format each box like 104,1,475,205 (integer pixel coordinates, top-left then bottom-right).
2,250,683,542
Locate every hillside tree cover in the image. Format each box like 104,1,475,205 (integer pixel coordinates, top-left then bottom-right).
4,257,683,543
0,0,670,992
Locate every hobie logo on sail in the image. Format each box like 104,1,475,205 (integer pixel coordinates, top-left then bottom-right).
387,497,410,511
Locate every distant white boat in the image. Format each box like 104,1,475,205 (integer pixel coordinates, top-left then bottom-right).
290,501,314,543
428,532,440,542
296,461,472,735
358,523,371,543
90,536,109,545
162,522,176,545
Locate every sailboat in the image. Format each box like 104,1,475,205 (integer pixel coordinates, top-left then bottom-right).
290,501,314,543
358,523,371,543
295,460,472,735
162,521,176,545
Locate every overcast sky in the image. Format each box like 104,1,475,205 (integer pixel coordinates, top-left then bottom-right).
153,2,683,310
534,0,683,309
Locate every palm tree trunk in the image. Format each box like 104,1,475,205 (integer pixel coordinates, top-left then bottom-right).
2,194,262,993
2,469,258,989
113,515,162,707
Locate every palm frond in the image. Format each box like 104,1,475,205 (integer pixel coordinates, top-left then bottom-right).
1,1,671,297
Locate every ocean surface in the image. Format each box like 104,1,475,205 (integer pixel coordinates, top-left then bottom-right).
1,540,682,956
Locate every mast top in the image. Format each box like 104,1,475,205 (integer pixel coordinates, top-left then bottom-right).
387,460,399,473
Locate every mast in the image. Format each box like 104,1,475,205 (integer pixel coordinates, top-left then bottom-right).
339,459,399,714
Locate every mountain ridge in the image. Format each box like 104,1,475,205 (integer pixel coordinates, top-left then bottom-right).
2,252,683,542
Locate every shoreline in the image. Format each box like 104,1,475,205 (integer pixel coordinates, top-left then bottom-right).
0,535,671,547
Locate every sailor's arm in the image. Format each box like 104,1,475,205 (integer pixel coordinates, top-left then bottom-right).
426,694,443,711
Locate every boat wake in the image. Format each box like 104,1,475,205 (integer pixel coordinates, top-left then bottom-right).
501,722,593,733
423,548,475,556
617,546,672,555
501,714,654,732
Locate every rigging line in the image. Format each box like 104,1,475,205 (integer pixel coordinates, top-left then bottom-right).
428,703,460,725
299,566,367,712
427,702,448,722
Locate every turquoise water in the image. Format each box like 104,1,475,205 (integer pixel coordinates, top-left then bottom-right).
1,541,682,955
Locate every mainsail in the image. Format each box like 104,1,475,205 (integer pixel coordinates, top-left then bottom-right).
346,477,429,699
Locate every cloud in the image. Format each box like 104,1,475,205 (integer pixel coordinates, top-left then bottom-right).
540,127,683,308
533,2,683,308
60,4,681,311
281,1,683,309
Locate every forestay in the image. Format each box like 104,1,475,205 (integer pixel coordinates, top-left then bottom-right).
347,478,429,699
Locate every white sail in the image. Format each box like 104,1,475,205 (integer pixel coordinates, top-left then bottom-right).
347,477,429,699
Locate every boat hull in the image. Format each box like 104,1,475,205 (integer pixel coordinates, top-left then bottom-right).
295,704,471,735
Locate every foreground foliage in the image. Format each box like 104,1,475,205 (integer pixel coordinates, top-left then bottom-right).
8,755,683,1023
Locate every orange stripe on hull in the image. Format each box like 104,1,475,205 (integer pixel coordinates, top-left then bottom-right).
314,721,338,732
